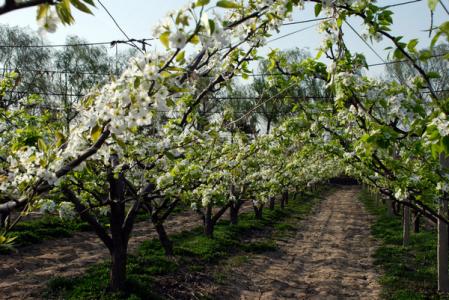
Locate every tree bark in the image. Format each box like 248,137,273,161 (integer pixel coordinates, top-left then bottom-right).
109,199,127,292
280,191,286,209
154,222,173,256
439,153,449,293
109,241,127,292
203,203,231,238
283,190,289,205
266,118,272,134
393,201,401,216
204,204,214,238
0,212,9,228
268,197,275,210
413,212,420,233
438,196,449,292
253,204,263,219
61,154,141,294
403,199,411,247
107,154,129,292
229,201,241,225
146,197,178,256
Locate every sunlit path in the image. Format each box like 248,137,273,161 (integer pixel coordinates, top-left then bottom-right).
219,186,381,300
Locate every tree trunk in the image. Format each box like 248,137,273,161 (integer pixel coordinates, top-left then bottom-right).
438,196,449,292
109,201,127,292
109,242,127,292
266,118,272,134
253,205,263,219
439,153,449,293
280,193,286,209
108,154,129,293
155,222,173,256
283,190,289,205
403,199,410,247
229,203,240,225
0,212,8,228
204,204,214,238
269,197,275,210
413,212,420,233
393,201,400,216
386,198,394,216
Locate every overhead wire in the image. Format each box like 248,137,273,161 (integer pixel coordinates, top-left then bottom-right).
344,20,386,63
439,0,449,15
1,51,447,78
266,23,319,44
382,0,422,9
96,0,143,53
282,17,330,26
0,38,154,49
0,0,425,50
0,0,441,100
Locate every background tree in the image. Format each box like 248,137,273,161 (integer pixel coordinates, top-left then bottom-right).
386,43,449,97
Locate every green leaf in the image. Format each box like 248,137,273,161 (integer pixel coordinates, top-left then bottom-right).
427,71,441,79
431,31,442,48
37,139,47,152
314,3,322,17
160,32,170,48
176,50,185,62
419,50,432,60
70,0,93,14
442,136,449,154
336,16,343,28
190,34,200,45
134,77,141,89
90,124,102,142
393,48,404,59
406,39,418,52
82,0,95,6
56,0,75,25
428,0,438,11
432,142,443,159
36,4,50,21
195,0,210,6
165,151,176,160
55,132,66,148
209,19,216,35
217,0,241,9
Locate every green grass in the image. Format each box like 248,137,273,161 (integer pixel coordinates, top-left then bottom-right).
0,215,90,254
360,189,449,300
0,203,190,254
44,189,324,300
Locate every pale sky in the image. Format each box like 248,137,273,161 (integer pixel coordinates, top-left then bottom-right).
0,0,447,76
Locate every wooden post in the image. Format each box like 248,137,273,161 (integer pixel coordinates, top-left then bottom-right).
403,198,410,246
438,153,449,293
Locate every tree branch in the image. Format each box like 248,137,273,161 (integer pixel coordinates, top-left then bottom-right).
0,0,55,16
62,187,113,252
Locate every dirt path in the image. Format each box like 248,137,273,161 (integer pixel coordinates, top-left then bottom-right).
219,186,381,300
0,187,380,300
0,209,209,299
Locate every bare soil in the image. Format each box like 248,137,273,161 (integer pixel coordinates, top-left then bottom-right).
214,186,381,299
0,209,205,299
0,187,381,300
